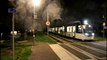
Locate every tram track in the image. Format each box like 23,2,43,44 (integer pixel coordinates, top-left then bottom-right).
48,34,106,60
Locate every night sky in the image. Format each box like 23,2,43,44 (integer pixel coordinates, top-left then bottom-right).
0,0,9,33
0,0,106,37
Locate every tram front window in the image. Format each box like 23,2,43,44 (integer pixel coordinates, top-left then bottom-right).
84,25,95,36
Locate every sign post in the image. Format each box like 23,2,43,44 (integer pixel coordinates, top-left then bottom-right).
46,21,50,35
8,8,16,60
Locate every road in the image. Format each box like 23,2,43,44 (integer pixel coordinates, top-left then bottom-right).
49,34,107,60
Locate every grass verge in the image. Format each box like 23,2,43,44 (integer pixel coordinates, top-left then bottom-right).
27,33,57,44
34,35,57,44
1,41,32,60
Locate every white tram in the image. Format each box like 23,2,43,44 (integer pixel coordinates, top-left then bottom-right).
49,20,95,40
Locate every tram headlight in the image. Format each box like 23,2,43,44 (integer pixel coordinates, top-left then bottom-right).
85,33,89,36
83,20,88,25
92,33,95,36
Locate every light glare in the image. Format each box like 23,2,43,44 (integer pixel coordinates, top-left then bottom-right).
32,0,41,7
84,20,88,25
92,33,95,36
85,33,89,36
89,25,91,27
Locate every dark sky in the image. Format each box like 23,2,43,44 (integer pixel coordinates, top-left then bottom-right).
50,0,105,28
0,0,106,34
0,0,8,33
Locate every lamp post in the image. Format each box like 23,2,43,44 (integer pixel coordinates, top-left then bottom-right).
32,0,41,38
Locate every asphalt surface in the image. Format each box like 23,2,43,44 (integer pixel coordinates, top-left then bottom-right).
60,43,91,60
71,43,106,57
28,42,60,60
81,42,106,51
60,43,106,60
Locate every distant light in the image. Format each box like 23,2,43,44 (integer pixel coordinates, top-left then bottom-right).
103,22,106,26
89,25,91,27
103,15,105,18
29,30,32,32
1,33,3,36
11,31,17,35
92,33,95,36
84,20,88,25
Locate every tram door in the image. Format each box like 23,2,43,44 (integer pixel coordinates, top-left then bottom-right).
72,25,76,38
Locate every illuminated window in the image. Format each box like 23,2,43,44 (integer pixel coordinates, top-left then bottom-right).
77,25,82,33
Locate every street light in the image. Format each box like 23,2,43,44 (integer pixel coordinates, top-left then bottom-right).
32,0,41,7
32,0,41,38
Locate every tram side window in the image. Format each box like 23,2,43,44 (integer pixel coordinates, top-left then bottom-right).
77,25,82,33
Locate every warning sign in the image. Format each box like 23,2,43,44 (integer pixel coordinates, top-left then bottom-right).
46,21,50,26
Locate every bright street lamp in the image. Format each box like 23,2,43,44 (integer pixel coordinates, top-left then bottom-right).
32,0,41,38
32,0,41,7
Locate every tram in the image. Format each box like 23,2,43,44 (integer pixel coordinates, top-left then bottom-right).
49,20,95,40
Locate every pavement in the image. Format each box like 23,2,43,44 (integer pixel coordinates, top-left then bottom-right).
28,42,60,60
28,42,80,60
28,41,106,60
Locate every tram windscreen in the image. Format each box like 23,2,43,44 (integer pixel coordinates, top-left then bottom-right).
83,25,94,36
84,26,93,33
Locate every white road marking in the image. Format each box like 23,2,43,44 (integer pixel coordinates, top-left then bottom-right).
50,44,81,60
